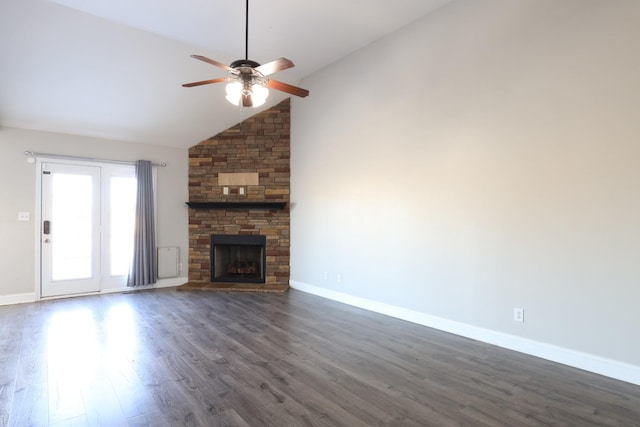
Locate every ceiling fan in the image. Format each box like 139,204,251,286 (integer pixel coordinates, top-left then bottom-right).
182,0,309,108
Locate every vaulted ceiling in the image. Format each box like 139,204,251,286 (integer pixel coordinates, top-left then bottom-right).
0,0,452,148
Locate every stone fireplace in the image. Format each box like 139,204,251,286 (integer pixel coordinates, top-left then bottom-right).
183,99,291,291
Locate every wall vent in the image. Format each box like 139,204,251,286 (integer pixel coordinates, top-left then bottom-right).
158,246,180,278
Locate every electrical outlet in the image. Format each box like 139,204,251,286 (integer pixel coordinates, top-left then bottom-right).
178,263,183,272
223,187,229,195
323,271,328,280
514,307,524,323
337,273,342,284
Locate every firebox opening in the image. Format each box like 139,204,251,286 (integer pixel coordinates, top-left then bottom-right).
210,235,266,283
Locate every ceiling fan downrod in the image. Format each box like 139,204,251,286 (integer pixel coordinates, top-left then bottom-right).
229,0,259,69
245,0,249,61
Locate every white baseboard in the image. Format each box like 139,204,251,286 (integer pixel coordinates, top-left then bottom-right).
290,280,640,386
2,278,187,306
99,277,187,294
0,292,36,306
155,277,188,288
104,277,187,293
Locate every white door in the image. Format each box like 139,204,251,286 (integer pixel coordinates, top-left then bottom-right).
41,163,101,297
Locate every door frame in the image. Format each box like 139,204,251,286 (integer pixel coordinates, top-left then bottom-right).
34,157,157,300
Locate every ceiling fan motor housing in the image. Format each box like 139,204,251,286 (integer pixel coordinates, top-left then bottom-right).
230,59,260,69
228,59,268,95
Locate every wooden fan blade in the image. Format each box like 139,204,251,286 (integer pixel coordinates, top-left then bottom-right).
182,77,227,88
255,57,295,76
242,94,253,107
267,79,309,98
190,55,232,71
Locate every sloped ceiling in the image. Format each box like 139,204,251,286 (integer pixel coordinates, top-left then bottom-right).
0,0,452,148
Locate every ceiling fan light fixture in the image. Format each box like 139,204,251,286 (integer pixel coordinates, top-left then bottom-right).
225,81,243,106
250,84,269,107
225,80,269,107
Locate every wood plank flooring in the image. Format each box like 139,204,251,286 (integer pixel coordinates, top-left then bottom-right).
1,288,639,426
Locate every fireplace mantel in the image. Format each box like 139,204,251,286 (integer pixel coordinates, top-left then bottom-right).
186,201,287,210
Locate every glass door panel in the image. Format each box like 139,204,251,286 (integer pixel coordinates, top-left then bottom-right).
41,163,101,297
101,166,137,290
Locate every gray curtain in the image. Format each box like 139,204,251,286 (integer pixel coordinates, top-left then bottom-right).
127,160,157,287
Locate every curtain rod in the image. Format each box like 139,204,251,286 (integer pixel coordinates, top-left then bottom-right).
24,151,167,167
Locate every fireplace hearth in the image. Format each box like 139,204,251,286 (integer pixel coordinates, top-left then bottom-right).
210,235,266,284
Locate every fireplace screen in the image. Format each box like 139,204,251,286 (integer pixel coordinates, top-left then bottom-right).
210,235,266,283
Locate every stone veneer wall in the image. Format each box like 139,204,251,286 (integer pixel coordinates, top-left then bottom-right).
188,99,290,286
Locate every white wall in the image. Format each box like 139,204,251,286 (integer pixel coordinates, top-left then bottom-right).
291,0,640,382
0,127,189,301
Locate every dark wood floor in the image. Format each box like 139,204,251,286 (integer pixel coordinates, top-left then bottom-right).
1,289,639,426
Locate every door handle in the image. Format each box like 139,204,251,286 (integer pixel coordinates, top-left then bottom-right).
43,220,51,235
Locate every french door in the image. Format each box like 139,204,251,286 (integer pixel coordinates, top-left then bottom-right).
40,161,137,298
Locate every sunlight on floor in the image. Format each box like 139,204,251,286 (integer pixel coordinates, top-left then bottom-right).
46,302,138,425
105,303,138,366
